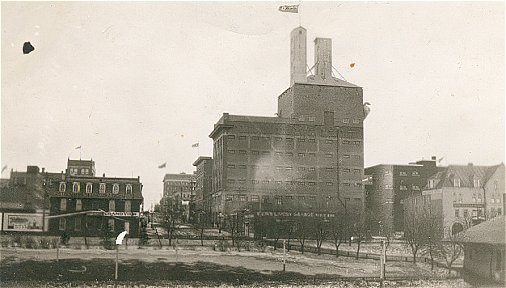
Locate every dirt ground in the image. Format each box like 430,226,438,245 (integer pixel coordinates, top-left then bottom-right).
1,247,467,287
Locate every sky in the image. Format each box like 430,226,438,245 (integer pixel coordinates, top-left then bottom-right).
1,1,504,209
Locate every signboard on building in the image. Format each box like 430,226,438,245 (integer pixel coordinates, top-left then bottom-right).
2,213,44,232
86,211,140,217
255,211,336,218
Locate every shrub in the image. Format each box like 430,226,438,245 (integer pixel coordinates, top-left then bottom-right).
39,238,51,249
1,239,10,248
12,235,22,247
51,238,60,249
24,236,37,249
216,239,229,252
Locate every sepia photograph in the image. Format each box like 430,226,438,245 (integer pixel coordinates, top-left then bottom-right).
1,1,504,287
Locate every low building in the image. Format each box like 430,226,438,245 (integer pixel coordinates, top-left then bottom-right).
458,216,505,285
0,166,49,233
46,159,144,237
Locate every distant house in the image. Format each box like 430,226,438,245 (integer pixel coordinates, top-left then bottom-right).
458,216,505,285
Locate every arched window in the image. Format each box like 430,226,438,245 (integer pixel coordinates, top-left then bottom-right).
72,182,80,193
113,184,119,194
99,183,106,193
86,183,93,194
126,184,132,194
59,182,66,192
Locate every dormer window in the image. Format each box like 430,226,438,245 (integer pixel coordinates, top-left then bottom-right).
59,182,66,192
453,178,461,187
428,179,435,189
112,184,119,194
86,183,93,193
126,184,132,194
473,178,481,188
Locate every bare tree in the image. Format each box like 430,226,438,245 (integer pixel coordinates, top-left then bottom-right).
330,216,347,257
352,218,367,260
435,228,464,275
296,217,311,254
315,219,329,255
193,209,209,246
403,207,428,264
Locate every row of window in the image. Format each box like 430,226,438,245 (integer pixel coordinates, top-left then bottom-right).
59,182,133,194
399,171,420,176
59,218,130,232
227,134,361,145
69,168,90,175
226,179,363,187
60,198,132,212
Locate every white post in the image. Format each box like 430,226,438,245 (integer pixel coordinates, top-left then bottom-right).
380,240,386,280
283,239,286,272
115,244,119,281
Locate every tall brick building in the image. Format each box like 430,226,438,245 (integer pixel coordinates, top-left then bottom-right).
364,157,440,235
193,156,213,221
209,26,367,236
162,173,196,222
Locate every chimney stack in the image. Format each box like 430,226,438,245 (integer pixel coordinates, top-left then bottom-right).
290,26,307,86
314,38,332,80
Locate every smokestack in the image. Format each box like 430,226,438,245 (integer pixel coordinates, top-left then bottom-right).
290,26,307,86
314,38,332,80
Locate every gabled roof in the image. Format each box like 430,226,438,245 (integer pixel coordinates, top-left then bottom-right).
427,164,503,189
457,216,506,245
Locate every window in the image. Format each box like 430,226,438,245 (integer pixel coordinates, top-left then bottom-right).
126,184,132,194
298,115,305,121
275,152,283,156
354,169,361,173
455,209,459,218
238,180,246,184
227,164,236,169
73,182,80,193
309,167,315,171
464,209,469,218
298,181,305,186
399,171,407,176
86,183,92,194
286,152,293,157
252,136,259,140
453,178,461,187
252,180,259,184
309,153,316,157
298,196,306,200
60,198,67,211
262,151,270,155
75,218,81,231
262,180,270,184
227,135,235,139
251,195,259,202
343,154,350,159
252,150,259,155
59,218,66,231
412,185,420,191
342,118,350,123
298,138,306,143
473,179,481,188
76,199,82,211
325,139,333,144
298,153,305,157
325,167,334,172
276,198,282,205
109,200,115,211
239,136,247,140
285,166,293,171
412,171,420,176
113,184,119,194
428,179,435,189
238,150,246,154
308,139,316,143
125,200,131,212
308,116,316,122
308,182,316,186
343,168,351,173
275,137,282,141
342,140,350,144
99,183,106,193
325,153,333,158
498,208,502,215
108,219,115,231
59,182,66,192
238,165,247,169
326,182,333,186
400,185,408,190
286,138,294,142
353,141,361,145
228,150,235,154
240,196,247,202
352,119,360,124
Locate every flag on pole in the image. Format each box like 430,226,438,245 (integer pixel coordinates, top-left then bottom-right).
158,162,167,169
192,143,199,148
279,4,299,13
75,145,82,149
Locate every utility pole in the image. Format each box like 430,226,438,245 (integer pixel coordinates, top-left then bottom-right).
283,239,286,272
